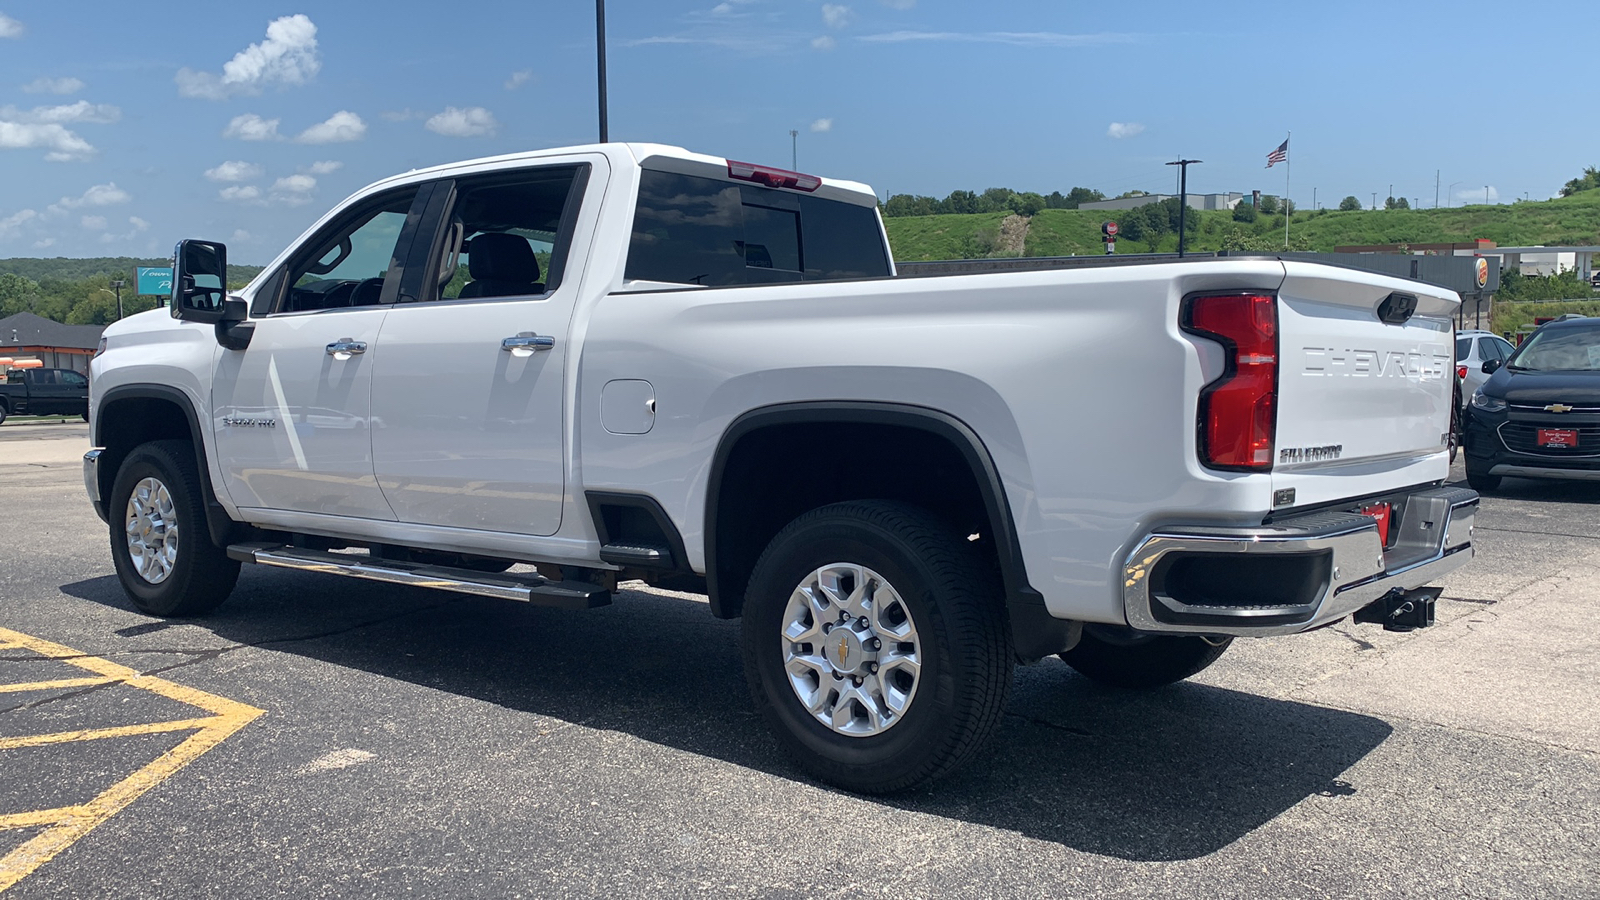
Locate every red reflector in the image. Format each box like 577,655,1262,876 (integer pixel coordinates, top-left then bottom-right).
1359,502,1392,546
726,159,822,192
1456,365,1468,380
1186,294,1278,470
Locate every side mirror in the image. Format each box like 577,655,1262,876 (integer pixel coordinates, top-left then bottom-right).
170,239,231,324
1481,359,1503,375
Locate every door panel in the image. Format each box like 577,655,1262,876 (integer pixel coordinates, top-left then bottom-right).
369,156,603,536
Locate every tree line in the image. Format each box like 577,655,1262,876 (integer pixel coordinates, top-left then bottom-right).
882,186,1107,217
0,259,263,326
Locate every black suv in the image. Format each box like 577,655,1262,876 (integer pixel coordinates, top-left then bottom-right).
1463,316,1600,491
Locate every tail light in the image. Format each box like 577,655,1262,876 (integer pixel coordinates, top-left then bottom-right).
726,160,822,192
1183,293,1278,470
1456,365,1468,380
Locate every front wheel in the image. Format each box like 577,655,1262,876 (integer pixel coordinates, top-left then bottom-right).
108,440,240,617
741,501,1013,793
1059,626,1231,689
1465,461,1501,493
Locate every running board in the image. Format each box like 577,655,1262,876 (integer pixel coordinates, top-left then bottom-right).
226,543,612,609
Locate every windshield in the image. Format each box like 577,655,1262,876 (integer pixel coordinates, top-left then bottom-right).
1509,324,1600,372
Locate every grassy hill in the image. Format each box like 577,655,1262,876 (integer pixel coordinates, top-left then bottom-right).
886,190,1600,261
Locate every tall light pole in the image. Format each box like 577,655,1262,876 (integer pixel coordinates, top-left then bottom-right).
1371,192,1377,211
790,129,798,169
111,280,123,321
596,0,609,143
1165,159,1201,258
1448,181,1464,207
1484,185,1490,205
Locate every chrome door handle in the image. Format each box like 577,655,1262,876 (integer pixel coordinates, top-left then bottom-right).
326,338,367,360
501,332,555,357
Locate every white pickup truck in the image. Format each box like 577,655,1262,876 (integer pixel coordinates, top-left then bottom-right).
85,143,1477,792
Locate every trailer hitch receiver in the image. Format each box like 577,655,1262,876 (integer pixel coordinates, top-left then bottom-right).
1353,586,1440,632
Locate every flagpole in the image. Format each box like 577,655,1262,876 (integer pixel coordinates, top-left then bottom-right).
1284,131,1291,249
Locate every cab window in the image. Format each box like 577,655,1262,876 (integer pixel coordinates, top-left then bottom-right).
425,166,587,303
276,187,423,313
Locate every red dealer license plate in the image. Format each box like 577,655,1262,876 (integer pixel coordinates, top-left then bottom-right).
1538,428,1579,448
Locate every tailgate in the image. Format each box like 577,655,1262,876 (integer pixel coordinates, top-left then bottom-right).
1273,262,1458,506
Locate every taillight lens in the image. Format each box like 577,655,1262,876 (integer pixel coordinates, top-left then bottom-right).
1456,365,1468,380
1185,293,1278,470
726,160,822,192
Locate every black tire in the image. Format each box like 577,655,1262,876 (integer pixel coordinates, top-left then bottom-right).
108,440,240,617
740,501,1012,793
1465,461,1501,493
1059,626,1231,689
0,401,9,426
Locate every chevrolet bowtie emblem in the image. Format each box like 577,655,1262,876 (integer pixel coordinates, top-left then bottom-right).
1545,404,1574,413
836,636,850,667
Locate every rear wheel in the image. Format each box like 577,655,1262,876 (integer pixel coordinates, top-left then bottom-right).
108,440,240,617
741,501,1012,793
1059,626,1231,689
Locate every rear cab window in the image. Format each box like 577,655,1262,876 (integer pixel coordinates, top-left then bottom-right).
625,161,890,288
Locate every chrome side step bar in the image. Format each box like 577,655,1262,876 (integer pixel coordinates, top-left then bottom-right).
226,543,612,610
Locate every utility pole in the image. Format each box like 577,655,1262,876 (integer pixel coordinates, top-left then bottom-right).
1165,159,1201,258
1485,185,1490,205
596,0,609,142
1435,170,1440,208
111,280,124,321
1371,192,1377,211
789,129,798,169
1388,183,1393,208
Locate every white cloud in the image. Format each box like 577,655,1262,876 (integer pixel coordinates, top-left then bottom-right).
231,229,252,242
176,14,320,99
81,215,107,230
1455,186,1499,205
0,209,37,235
0,121,96,161
425,106,498,138
100,215,151,244
23,77,85,95
711,2,734,11
504,70,533,90
811,35,836,50
270,174,316,204
1106,122,1144,139
307,160,343,175
51,183,130,212
204,160,264,182
219,185,262,202
31,238,54,248
0,13,22,38
822,4,853,28
222,113,281,141
0,100,120,124
810,118,833,133
859,31,1139,47
296,110,365,144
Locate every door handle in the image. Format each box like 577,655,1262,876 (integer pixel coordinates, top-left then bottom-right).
501,332,555,357
326,338,367,360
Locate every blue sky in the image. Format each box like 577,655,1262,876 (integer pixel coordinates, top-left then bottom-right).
1,1,1592,263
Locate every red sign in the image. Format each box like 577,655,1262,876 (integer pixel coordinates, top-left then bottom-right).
1102,221,1119,236
1538,428,1579,448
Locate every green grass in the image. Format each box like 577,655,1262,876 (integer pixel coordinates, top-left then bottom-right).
884,190,1600,261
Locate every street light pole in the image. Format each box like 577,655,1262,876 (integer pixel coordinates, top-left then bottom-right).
110,280,123,321
790,129,798,169
1164,159,1201,258
1448,181,1464,207
596,0,608,143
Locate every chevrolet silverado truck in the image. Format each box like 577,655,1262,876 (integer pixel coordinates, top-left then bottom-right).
84,143,1478,792
0,366,90,424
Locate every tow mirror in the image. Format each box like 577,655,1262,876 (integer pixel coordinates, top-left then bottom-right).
1481,359,1502,375
171,239,231,324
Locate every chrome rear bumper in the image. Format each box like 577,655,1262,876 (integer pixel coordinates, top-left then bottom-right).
1122,486,1478,637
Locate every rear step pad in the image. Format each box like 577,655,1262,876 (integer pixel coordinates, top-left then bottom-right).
226,543,611,609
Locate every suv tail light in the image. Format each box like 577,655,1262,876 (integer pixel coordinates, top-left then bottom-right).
1456,365,1468,380
1183,293,1278,470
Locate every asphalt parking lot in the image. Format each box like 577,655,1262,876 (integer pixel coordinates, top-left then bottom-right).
2,420,1597,898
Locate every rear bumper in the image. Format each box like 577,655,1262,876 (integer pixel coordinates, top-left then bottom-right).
1122,486,1478,637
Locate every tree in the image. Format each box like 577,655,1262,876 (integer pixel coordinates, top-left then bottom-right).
1339,195,1362,211
1560,166,1600,197
1063,187,1104,208
1114,189,1150,200
0,273,42,317
1383,196,1410,210
883,194,938,217
1258,195,1280,214
943,190,979,215
1232,202,1257,223
1011,192,1047,216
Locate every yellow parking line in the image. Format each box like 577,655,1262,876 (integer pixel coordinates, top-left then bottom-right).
0,677,117,694
0,627,264,893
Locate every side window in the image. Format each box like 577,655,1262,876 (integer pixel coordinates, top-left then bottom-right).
626,169,891,287
278,187,422,313
1491,337,1516,360
1454,337,1471,362
60,371,87,386
428,167,585,302
1478,337,1504,362
31,370,56,385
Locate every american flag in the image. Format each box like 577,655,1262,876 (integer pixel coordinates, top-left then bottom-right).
1266,139,1288,168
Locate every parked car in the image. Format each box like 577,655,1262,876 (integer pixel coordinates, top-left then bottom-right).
0,367,90,424
1464,315,1600,491
1455,329,1516,409
84,142,1478,792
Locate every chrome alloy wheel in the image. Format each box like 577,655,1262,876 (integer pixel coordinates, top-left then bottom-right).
124,476,179,585
781,563,922,737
